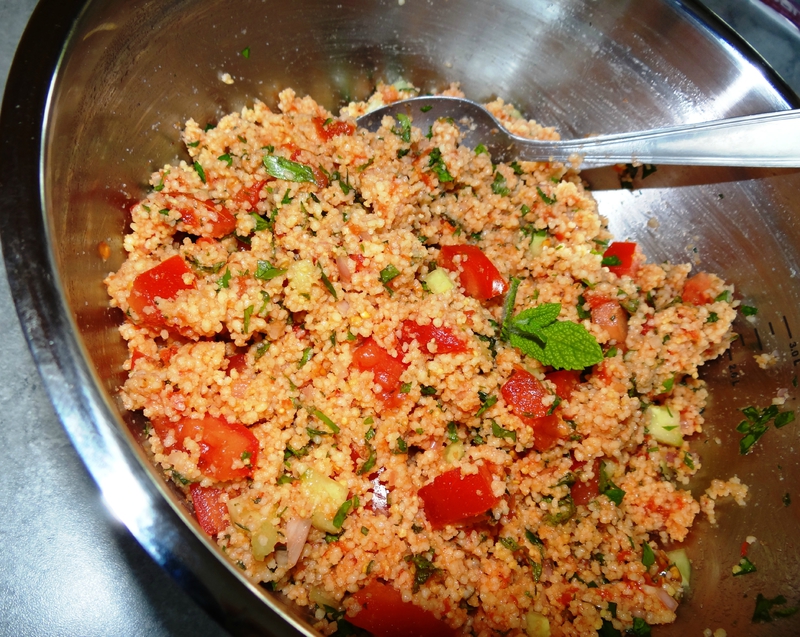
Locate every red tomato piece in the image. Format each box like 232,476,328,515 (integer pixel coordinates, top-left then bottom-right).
226,353,248,376
570,459,600,506
313,116,356,141
130,349,147,369
399,320,467,355
351,337,409,408
233,179,268,209
128,255,195,326
190,484,228,535
501,368,569,451
151,415,258,482
418,466,499,529
545,369,581,401
438,244,508,301
349,581,456,637
682,271,715,305
602,241,638,278
590,300,628,345
501,367,549,419
172,194,237,238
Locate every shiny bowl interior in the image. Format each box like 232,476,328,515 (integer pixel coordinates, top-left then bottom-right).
2,0,799,634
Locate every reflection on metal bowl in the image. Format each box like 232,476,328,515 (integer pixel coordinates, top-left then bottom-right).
1,0,799,635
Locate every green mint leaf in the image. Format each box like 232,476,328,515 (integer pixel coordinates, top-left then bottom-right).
263,155,316,183
255,260,287,280
392,113,412,143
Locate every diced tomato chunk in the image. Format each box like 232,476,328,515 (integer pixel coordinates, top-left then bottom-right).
438,245,508,301
190,484,229,535
351,338,409,408
570,459,600,506
129,256,195,326
590,299,628,344
226,353,248,376
399,320,467,354
130,349,147,369
172,194,237,238
151,415,258,482
233,179,267,209
602,241,638,278
682,272,715,306
418,465,499,529
349,580,456,637
313,116,356,141
501,367,549,419
501,367,569,451
545,369,581,401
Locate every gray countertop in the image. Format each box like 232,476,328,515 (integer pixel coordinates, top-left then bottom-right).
0,1,798,635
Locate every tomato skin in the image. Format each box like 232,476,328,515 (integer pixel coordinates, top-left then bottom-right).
589,299,628,345
501,367,569,451
313,116,356,141
151,415,258,482
129,255,195,326
683,272,715,305
190,484,228,535
546,369,581,400
349,580,456,637
233,179,268,209
570,459,600,506
438,245,508,301
603,241,637,278
171,194,237,238
501,367,549,419
418,465,499,529
226,353,248,376
399,320,467,354
351,338,409,408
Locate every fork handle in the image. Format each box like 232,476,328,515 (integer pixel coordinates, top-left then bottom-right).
517,109,800,168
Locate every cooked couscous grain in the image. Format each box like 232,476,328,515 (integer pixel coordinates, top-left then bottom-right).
106,84,740,637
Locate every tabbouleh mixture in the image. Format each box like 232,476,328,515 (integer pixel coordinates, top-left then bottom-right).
105,83,744,637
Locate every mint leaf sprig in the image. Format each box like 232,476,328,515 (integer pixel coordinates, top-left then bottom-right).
501,277,603,371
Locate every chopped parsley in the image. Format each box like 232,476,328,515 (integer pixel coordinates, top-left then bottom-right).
752,593,798,622
491,172,511,196
379,264,401,284
218,153,233,167
601,255,622,267
737,404,795,454
407,552,438,591
420,385,437,396
536,186,556,205
733,556,757,576
255,260,287,280
476,391,497,417
474,143,488,155
641,542,655,568
193,161,206,183
428,147,453,182
319,265,337,299
241,46,251,58
309,408,339,434
217,268,232,290
332,496,358,529
392,113,412,143
242,305,254,333
298,347,313,368
741,305,758,316
491,420,517,442
599,461,625,505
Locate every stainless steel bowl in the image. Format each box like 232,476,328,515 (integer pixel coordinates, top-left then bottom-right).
2,0,799,635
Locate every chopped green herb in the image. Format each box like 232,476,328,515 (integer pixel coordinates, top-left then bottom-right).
255,260,287,280
510,161,523,175
536,186,556,205
281,188,293,205
601,255,622,267
241,46,250,58
474,144,488,155
641,542,655,568
319,265,337,299
306,427,329,438
738,404,795,454
392,113,412,143
715,290,731,303
733,556,757,576
491,420,517,442
357,443,377,475
428,147,454,182
309,408,339,434
357,157,374,171
154,171,169,191
193,161,206,183
187,141,200,148
544,495,576,525
500,537,520,551
446,421,459,443
576,294,591,320
276,474,296,485
741,305,758,316
254,341,270,360
361,526,369,536
204,123,216,132
393,437,408,454
250,212,269,232
158,208,170,216
298,347,313,368
396,148,410,159
605,346,618,358
707,311,719,323
753,593,798,622
599,461,625,505
476,392,497,417
407,552,438,592
186,256,226,274
775,410,795,428
218,153,233,167
520,204,531,216
491,172,511,196
683,452,695,469
332,497,358,529
399,382,412,394
242,304,255,334
629,617,652,636
380,264,401,284
420,104,433,113
263,154,316,184
661,375,675,394
420,385,437,397
217,268,232,290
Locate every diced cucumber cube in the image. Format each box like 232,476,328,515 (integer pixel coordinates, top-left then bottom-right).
666,548,691,587
424,268,455,294
647,404,683,447
301,468,349,533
